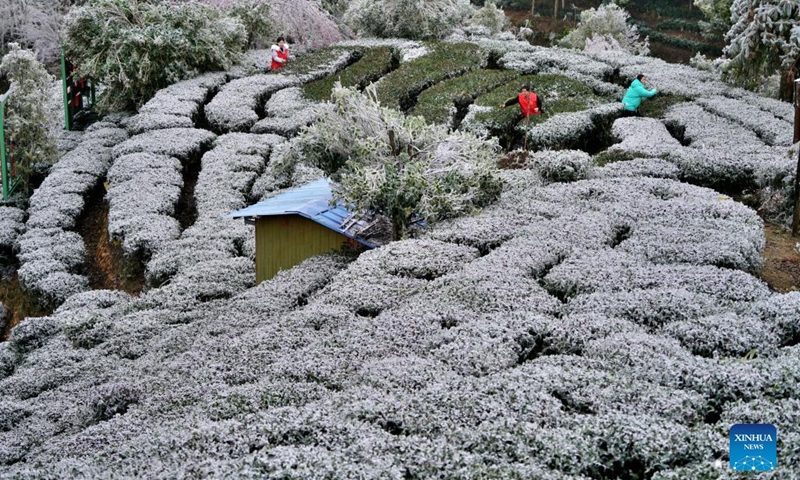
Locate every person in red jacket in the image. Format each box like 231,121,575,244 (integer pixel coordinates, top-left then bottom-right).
270,37,289,70
500,85,543,117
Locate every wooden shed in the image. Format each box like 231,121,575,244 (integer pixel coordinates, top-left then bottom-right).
227,179,375,283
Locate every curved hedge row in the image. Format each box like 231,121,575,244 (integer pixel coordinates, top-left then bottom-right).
302,47,395,102
409,69,518,127
373,42,487,111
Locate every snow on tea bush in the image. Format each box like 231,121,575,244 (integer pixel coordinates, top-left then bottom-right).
589,157,680,179
695,95,794,147
0,207,25,251
661,312,779,358
608,117,683,158
618,217,765,272
522,150,591,183
206,48,354,132
617,59,727,98
145,133,285,284
518,103,620,150
1,39,798,477
751,292,800,346
251,87,331,136
123,113,194,136
500,47,615,79
106,153,184,258
111,128,216,161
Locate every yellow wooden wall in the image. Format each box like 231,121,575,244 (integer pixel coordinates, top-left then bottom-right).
255,215,349,283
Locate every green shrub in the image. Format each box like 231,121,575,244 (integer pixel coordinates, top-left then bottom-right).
656,19,702,33
469,74,601,138
0,44,57,195
302,47,395,102
410,69,518,126
374,42,487,112
64,0,249,111
636,23,722,57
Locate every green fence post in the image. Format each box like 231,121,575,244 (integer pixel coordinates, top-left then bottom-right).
61,48,71,131
1,92,8,200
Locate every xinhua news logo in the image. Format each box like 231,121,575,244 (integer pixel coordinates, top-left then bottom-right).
730,424,778,472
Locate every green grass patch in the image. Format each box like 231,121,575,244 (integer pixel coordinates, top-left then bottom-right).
470,73,605,137
374,42,487,112
409,69,519,126
302,47,395,102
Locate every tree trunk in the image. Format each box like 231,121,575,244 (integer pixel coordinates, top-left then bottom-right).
793,78,800,237
553,0,558,19
780,68,796,103
391,209,406,241
531,0,535,15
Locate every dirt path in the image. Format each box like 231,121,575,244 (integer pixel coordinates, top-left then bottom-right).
759,223,800,293
75,182,145,295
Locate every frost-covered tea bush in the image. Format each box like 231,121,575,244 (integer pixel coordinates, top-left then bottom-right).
0,207,25,252
111,128,216,162
3,29,800,479
145,133,285,285
522,150,591,183
106,153,186,260
609,117,683,158
251,87,330,136
695,95,794,147
344,0,473,40
589,157,680,179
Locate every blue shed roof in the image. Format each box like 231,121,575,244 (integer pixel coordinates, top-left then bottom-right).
226,178,375,248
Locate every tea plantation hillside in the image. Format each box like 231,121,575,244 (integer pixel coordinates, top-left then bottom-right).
0,36,799,479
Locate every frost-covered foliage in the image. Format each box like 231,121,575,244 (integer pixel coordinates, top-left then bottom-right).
0,0,64,63
470,0,509,36
112,128,216,162
334,39,425,63
64,0,247,111
4,22,800,478
146,133,285,286
16,118,128,308
206,48,355,132
500,47,614,79
517,103,620,150
251,87,331,136
609,117,683,158
106,153,184,259
559,3,649,56
723,0,800,97
694,95,794,147
344,0,474,40
589,158,680,180
521,150,591,183
0,207,25,253
0,43,58,193
281,85,503,239
662,102,793,190
125,72,228,135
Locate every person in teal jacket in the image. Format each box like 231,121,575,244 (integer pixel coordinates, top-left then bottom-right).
622,74,658,115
